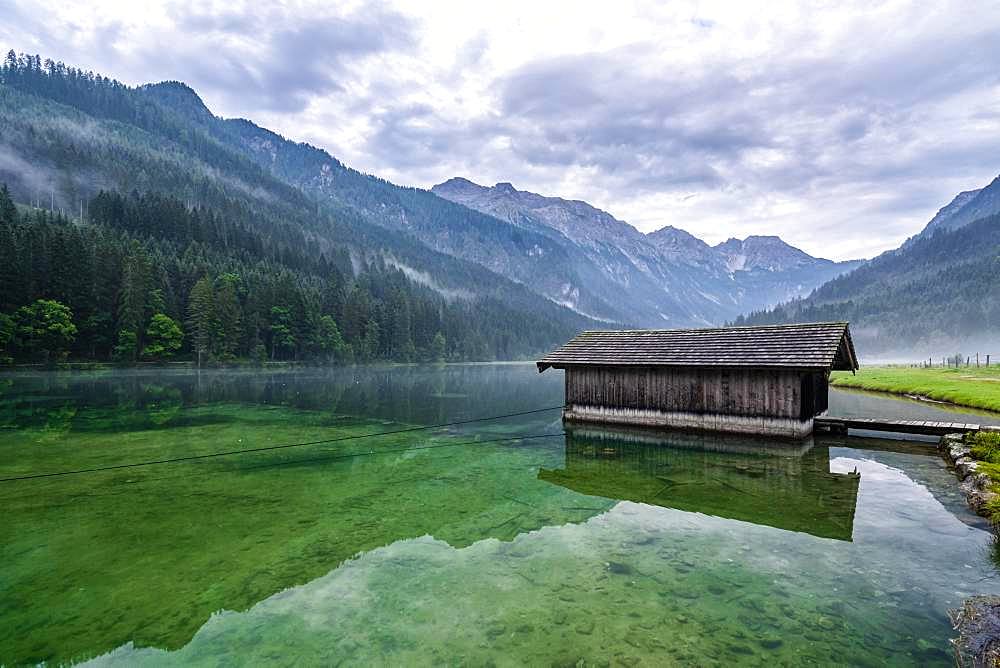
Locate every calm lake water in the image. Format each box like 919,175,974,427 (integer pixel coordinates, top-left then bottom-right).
2,364,1000,666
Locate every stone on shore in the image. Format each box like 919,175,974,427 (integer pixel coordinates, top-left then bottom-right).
951,595,1000,667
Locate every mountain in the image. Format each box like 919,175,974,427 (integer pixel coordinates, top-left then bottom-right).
715,236,817,272
0,52,866,359
433,178,861,324
738,174,1000,356
431,177,738,325
646,226,720,269
0,53,596,363
737,211,1000,356
915,175,1000,239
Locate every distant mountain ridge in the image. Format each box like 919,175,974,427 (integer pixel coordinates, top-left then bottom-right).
914,175,1000,240
0,55,600,361
0,56,869,340
432,177,862,325
737,174,1000,356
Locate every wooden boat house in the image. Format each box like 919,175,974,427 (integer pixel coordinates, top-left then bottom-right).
536,322,858,437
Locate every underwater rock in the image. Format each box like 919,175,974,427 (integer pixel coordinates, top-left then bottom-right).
950,595,1000,667
759,636,783,650
605,561,634,575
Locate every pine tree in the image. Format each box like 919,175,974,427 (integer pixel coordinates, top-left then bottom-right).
268,306,295,360
187,277,216,367
0,184,17,225
117,244,151,359
214,273,242,359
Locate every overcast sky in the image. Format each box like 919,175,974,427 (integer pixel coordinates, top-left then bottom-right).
3,0,999,260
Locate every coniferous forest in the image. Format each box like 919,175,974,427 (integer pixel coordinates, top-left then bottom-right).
0,184,563,364
0,51,593,365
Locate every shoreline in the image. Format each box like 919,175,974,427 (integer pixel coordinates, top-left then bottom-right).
831,367,1000,415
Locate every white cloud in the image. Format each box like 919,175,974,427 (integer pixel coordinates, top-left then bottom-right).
3,0,1000,260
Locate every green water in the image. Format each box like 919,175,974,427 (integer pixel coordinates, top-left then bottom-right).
1,365,998,666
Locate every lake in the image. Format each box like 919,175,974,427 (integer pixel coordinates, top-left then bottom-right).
2,364,999,666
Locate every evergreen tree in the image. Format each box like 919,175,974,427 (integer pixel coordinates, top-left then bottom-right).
214,273,242,359
0,184,17,225
312,315,348,363
112,330,138,362
268,306,295,360
117,244,151,360
0,313,14,364
430,332,446,363
187,277,216,367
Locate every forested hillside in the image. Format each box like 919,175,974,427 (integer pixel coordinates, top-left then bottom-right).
736,213,1000,355
0,51,594,364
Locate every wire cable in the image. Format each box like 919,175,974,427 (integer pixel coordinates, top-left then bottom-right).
2,431,569,503
0,405,566,483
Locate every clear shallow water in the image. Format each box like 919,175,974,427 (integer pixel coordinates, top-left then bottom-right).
1,365,998,666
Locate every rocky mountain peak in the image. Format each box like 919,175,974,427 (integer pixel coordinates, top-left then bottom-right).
715,235,817,272
434,176,482,192
917,174,1000,239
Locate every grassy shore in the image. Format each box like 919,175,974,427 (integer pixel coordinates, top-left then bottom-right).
830,366,1000,413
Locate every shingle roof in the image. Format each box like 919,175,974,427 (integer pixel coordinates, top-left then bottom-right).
536,322,858,372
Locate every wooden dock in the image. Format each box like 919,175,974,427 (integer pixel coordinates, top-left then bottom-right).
815,417,990,437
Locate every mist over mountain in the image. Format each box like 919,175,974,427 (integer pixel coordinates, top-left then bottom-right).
738,176,1000,358
8,50,983,369
0,53,597,363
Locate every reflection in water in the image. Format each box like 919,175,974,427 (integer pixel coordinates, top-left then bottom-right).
830,385,1000,423
1,366,999,666
540,426,860,541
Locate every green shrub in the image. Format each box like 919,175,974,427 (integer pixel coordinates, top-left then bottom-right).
969,431,1000,464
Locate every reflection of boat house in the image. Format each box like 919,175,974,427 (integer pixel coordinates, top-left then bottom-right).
539,426,860,541
537,322,858,438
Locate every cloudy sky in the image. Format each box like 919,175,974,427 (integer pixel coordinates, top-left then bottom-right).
3,0,999,260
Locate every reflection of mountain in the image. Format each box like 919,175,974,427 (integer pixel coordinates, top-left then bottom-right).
539,426,860,541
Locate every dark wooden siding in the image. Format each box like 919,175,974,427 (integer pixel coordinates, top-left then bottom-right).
565,366,813,419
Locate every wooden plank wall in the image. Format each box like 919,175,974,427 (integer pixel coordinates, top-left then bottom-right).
565,366,807,419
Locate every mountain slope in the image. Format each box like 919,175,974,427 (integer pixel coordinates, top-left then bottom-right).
431,177,740,325
736,213,1000,355
916,175,1000,239
0,54,597,360
124,84,628,324
434,178,861,324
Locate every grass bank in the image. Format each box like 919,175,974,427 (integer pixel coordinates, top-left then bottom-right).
830,366,1000,413
964,431,1000,522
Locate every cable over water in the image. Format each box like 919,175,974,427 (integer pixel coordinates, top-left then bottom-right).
0,405,567,483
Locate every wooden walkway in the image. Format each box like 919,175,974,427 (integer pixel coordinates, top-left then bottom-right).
815,417,990,437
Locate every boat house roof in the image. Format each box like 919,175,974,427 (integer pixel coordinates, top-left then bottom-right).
536,322,858,372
